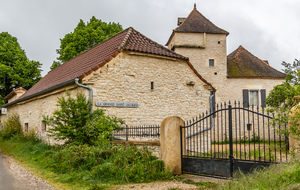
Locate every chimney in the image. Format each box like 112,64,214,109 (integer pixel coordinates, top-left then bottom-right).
177,17,186,26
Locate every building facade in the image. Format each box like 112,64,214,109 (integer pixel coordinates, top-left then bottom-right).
1,5,286,136
166,5,286,107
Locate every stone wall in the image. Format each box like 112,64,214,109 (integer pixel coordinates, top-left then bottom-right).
0,85,88,143
85,51,211,126
220,78,284,104
169,32,227,103
112,140,161,158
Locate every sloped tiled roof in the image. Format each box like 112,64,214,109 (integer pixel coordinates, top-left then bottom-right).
166,5,229,46
4,27,214,107
227,45,286,79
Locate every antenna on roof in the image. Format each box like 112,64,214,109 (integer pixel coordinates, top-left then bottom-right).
194,3,197,10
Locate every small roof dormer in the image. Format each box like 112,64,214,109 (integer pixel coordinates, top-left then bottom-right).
4,87,27,103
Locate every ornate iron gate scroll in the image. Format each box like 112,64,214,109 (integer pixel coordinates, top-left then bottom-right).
180,101,289,178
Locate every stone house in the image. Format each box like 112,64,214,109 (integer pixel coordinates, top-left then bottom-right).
166,5,286,107
0,27,214,133
1,5,286,134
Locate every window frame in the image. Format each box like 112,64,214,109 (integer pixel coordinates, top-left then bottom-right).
209,59,214,67
41,121,47,132
249,90,259,106
243,89,266,108
24,123,28,132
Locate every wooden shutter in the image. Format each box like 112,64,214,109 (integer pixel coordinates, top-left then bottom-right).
261,89,266,107
243,89,249,108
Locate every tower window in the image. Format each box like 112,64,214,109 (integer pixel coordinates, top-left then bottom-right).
209,59,214,67
151,82,154,90
218,41,220,44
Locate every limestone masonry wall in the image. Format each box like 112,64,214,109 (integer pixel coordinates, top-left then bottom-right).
0,85,88,143
220,78,284,104
86,51,211,126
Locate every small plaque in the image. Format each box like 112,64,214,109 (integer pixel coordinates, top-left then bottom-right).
1,108,7,114
95,101,138,108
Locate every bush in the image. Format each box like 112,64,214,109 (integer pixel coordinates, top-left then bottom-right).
43,92,124,145
42,143,172,183
0,113,22,140
21,130,41,143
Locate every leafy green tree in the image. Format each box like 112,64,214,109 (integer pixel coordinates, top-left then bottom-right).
266,59,300,137
51,16,123,70
43,92,124,145
0,32,42,105
266,59,300,110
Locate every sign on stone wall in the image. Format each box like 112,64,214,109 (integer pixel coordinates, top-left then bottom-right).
95,101,138,108
1,108,7,114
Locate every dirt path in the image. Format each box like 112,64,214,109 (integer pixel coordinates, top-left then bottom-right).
0,153,55,190
110,181,199,190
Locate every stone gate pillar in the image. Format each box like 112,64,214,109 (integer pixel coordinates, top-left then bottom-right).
160,116,184,175
289,96,300,153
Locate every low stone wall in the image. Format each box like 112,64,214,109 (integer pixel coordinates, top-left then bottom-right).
111,140,161,158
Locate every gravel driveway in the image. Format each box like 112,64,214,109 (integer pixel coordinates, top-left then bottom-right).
0,153,55,190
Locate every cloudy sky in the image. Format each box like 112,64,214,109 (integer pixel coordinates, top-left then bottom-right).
1,0,299,76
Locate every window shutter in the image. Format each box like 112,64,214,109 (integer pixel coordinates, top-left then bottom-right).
243,89,249,108
261,89,266,107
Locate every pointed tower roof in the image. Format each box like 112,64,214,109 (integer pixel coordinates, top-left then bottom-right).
166,4,229,46
176,4,229,34
227,45,286,79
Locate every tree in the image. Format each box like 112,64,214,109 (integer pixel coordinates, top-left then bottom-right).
50,16,123,70
266,59,300,137
0,32,42,105
266,59,300,110
43,92,124,145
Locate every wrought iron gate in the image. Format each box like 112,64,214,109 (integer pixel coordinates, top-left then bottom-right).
180,101,289,178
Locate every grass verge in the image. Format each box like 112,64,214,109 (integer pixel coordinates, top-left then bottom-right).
0,136,173,190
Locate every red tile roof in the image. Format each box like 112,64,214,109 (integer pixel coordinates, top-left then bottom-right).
227,45,286,79
166,6,229,46
4,27,214,107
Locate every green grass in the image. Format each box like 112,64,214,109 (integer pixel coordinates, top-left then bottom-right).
220,156,300,190
0,136,173,190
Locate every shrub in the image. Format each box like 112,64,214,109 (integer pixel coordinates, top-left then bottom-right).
42,143,172,183
21,129,41,143
43,92,124,145
0,113,22,140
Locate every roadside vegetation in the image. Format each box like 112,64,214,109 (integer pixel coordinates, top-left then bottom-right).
1,87,300,189
0,93,173,190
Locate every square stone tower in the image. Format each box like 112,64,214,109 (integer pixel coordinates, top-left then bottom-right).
166,4,229,102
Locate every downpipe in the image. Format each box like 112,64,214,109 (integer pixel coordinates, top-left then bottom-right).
186,92,215,138
75,78,93,114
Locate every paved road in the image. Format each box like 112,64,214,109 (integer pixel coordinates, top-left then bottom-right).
0,154,16,190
